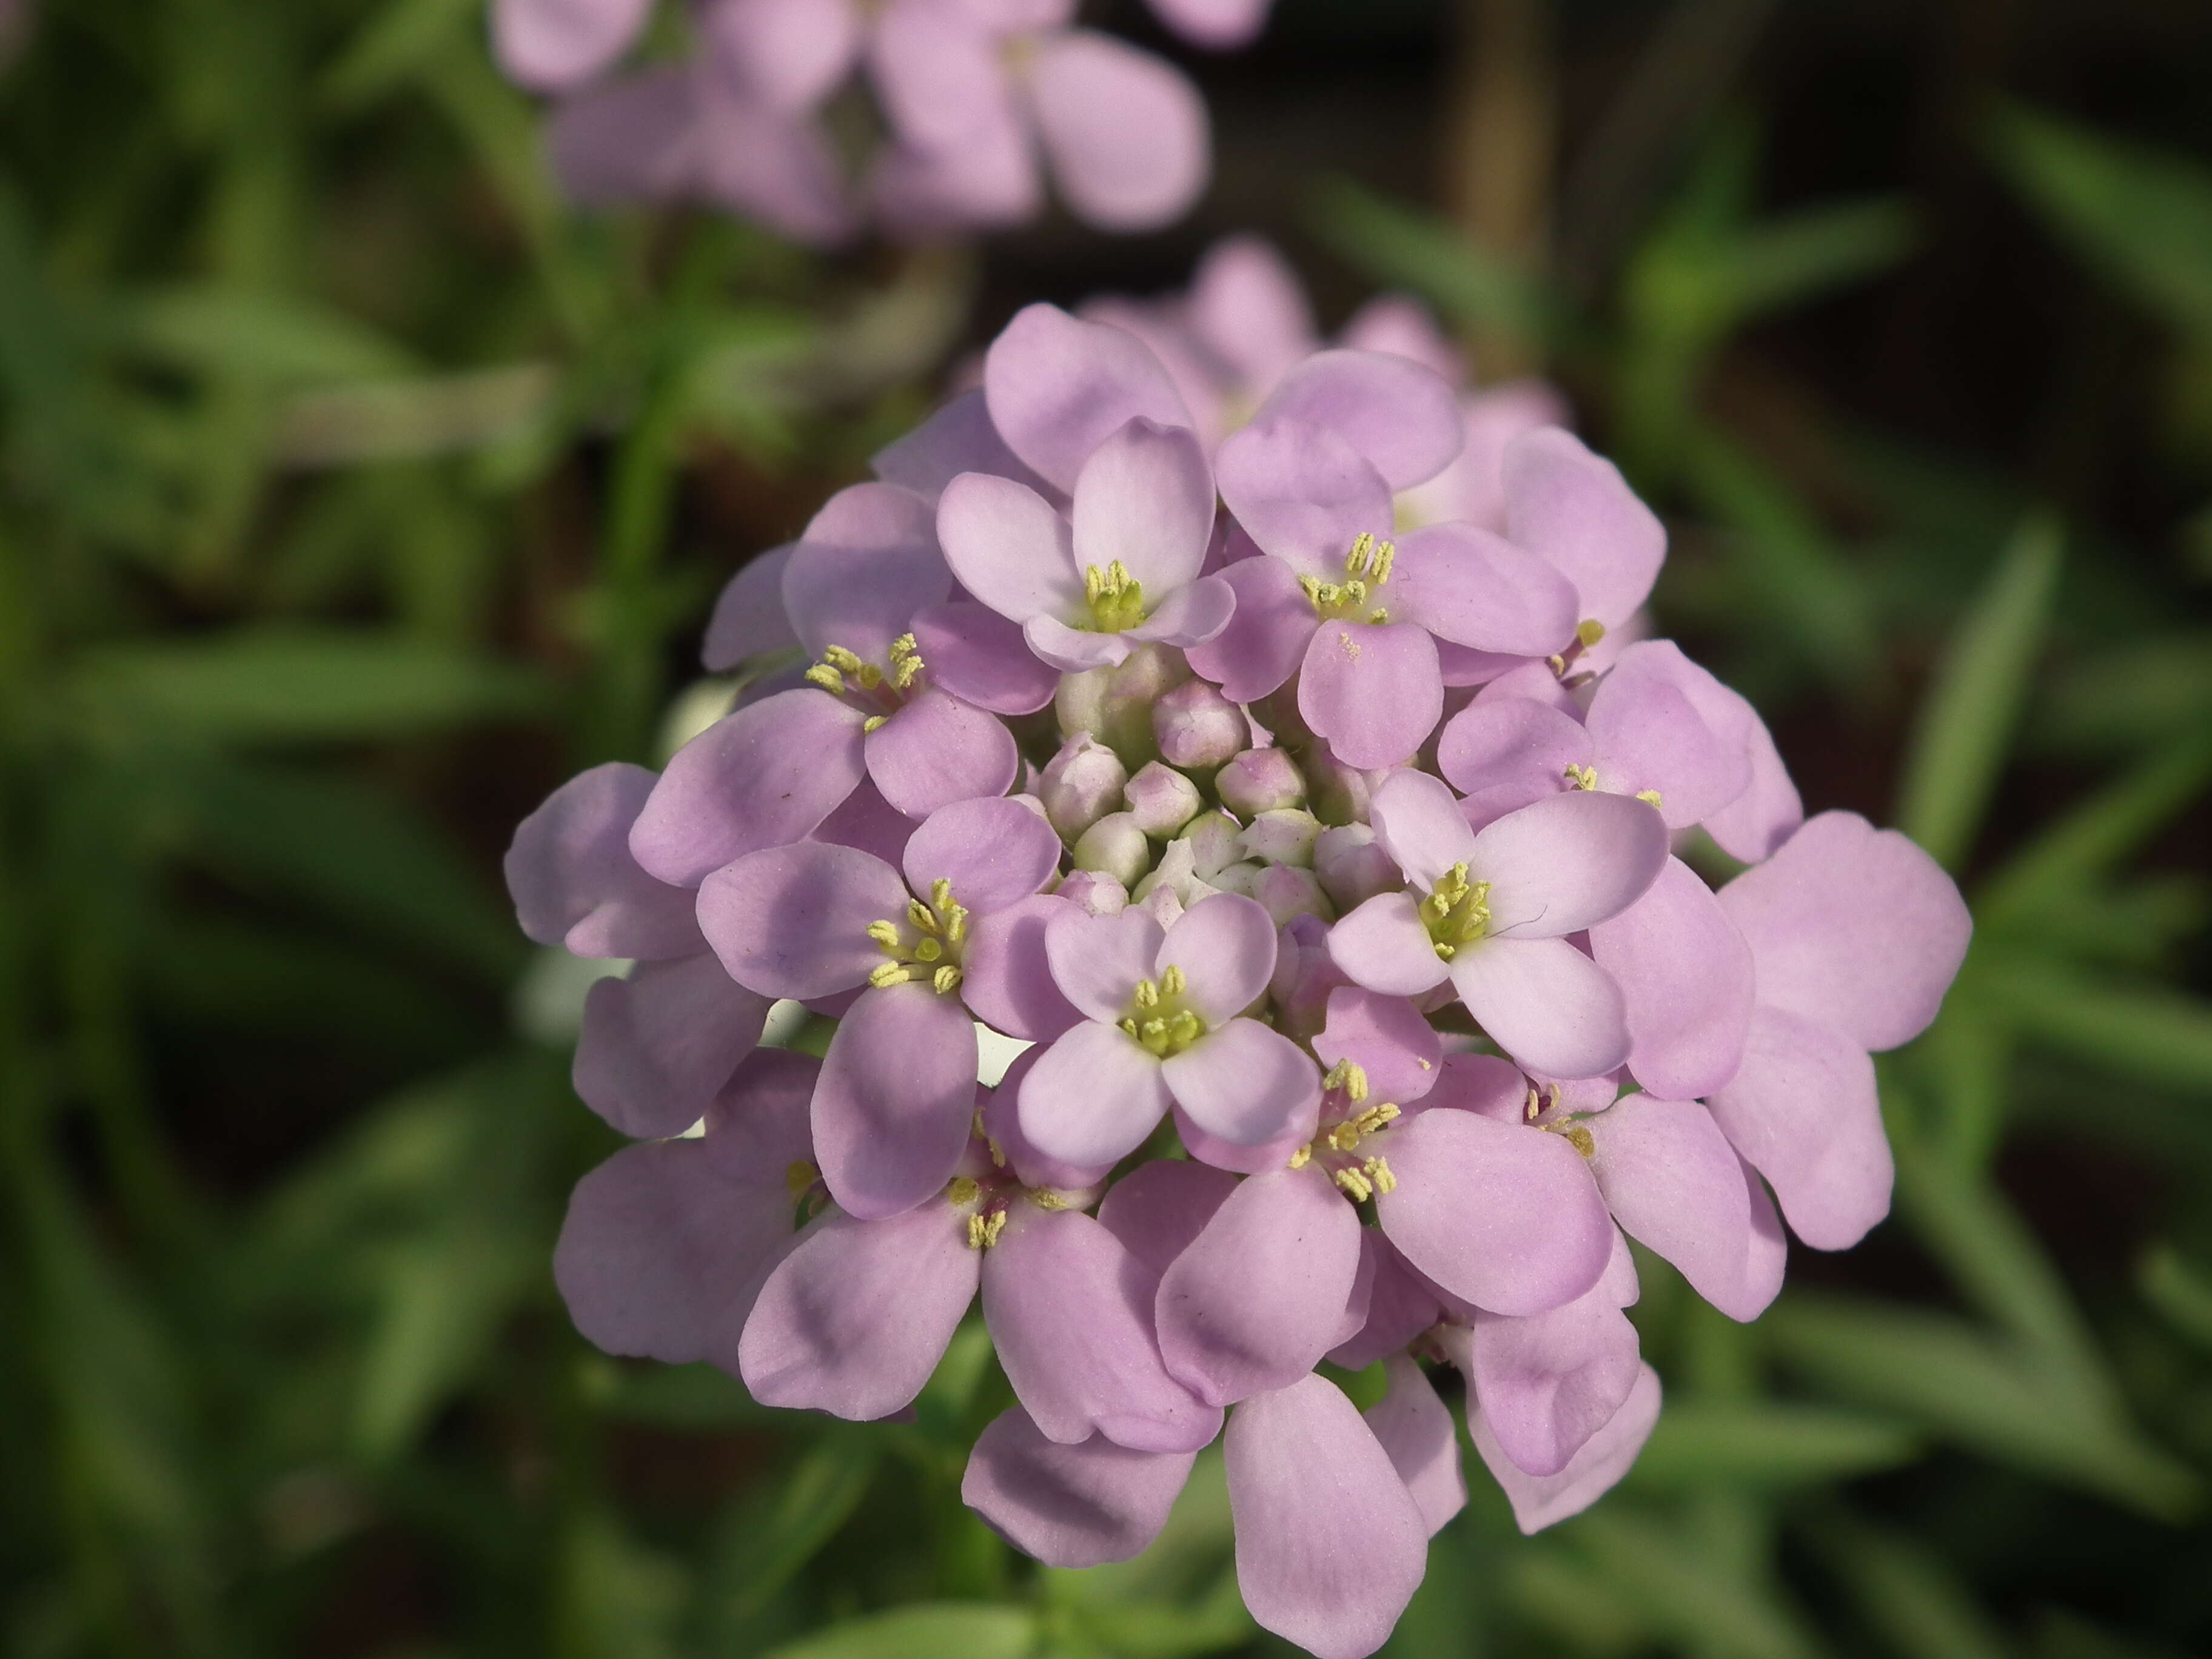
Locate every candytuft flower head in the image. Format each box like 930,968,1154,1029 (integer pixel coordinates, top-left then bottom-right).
508,295,1971,1659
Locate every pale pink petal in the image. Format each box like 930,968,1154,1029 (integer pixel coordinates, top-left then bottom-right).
963,894,1083,1041
962,1408,1195,1567
1703,708,1803,863
1188,235,1316,389
1248,349,1462,491
1328,1235,1443,1370
1044,903,1164,1021
1227,1375,1429,1659
936,471,1084,626
1447,1247,1641,1478
1144,0,1271,49
697,840,909,1000
1326,891,1450,998
703,0,859,111
1314,986,1443,1107
1363,1355,1466,1536
1387,523,1578,656
1502,427,1665,631
1182,554,1315,703
1450,935,1632,1080
1017,1019,1175,1167
1096,1157,1239,1279
865,688,1021,819
1587,856,1754,1101
1157,891,1278,1022
1584,1093,1777,1320
1070,418,1215,597
1472,1362,1662,1534
549,67,697,204
1215,417,1393,577
812,985,979,1218
984,302,1195,492
1124,572,1236,648
702,545,800,670
1583,641,1752,829
779,482,949,662
911,601,1061,715
1027,32,1208,233
873,389,1052,504
1336,295,1463,383
1435,697,1589,802
573,955,771,1138
1471,789,1670,939
1161,1017,1321,1146
507,763,704,960
1369,768,1478,891
807,781,914,866
1299,622,1443,771
494,0,652,91
903,794,1062,914
1023,614,1131,671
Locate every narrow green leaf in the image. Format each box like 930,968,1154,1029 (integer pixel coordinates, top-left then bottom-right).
763,1604,1036,1659
71,628,549,744
1895,513,2063,868
1625,1403,1922,1492
2038,632,2212,751
704,1440,880,1632
1974,956,2212,1096
1304,177,1557,347
1805,1509,2013,1659
2138,1245,2212,1354
1563,1509,1821,1659
114,284,421,384
1720,198,1915,322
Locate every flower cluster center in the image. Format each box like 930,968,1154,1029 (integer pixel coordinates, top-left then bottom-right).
1419,861,1492,960
867,877,968,994
1085,561,1147,632
947,1169,1076,1251
1289,1061,1401,1199
1299,531,1395,626
806,634,924,731
1118,964,1207,1057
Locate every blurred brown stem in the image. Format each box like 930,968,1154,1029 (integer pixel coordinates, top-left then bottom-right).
1439,0,1555,378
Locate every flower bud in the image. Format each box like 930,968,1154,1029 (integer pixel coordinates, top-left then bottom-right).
1248,865,1333,928
1240,808,1321,868
1152,680,1248,769
1055,869,1128,916
1178,810,1244,879
1039,735,1128,842
1124,762,1204,839
1216,746,1306,816
1058,645,1191,763
1071,811,1151,889
1136,883,1185,927
1315,822,1398,910
1307,748,1376,826
1204,860,1264,899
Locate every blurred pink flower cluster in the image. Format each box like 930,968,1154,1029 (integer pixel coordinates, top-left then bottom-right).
506,257,1970,1658
494,0,1256,240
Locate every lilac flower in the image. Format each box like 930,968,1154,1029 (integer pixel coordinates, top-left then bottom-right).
938,415,1236,673
632,483,1022,885
1017,893,1321,1167
739,1106,1220,1450
867,0,1207,233
492,0,653,92
1329,771,1667,1079
506,762,770,1138
698,794,1078,1216
1708,811,1971,1247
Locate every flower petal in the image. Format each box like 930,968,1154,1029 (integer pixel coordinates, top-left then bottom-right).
1328,1234,1444,1370
936,470,1084,625
903,794,1062,916
911,601,1061,714
734,1202,980,1418
1161,1018,1321,1147
1501,427,1665,631
1387,523,1578,655
807,780,916,866
702,545,800,671
1315,986,1444,1107
1587,856,1755,1101
1183,554,1316,703
1703,708,1803,863
1216,416,1393,577
1471,789,1669,939
963,894,1083,1041
873,389,1052,505
865,688,1021,819
1125,572,1237,648
573,954,771,1138
1017,1019,1174,1168
986,1208,1222,1452
1435,697,1589,803
1027,31,1208,233
1455,1269,1641,1480
1227,1375,1429,1659
1071,418,1215,597
1158,891,1277,1022
1449,935,1632,1081
1096,1157,1240,1279
1249,349,1462,491
702,0,859,111
1585,1093,1776,1320
1363,1355,1466,1536
508,763,705,959
962,1407,1196,1567
631,689,868,886
1471,1362,1662,1535
1378,1105,1612,1315
779,482,950,663
697,840,910,1000
1370,768,1478,891
1300,622,1443,771
1706,1005,1890,1250
1188,234,1317,389
1326,891,1451,997
494,0,652,91
1156,1165,1362,1406
813,985,979,1219
1045,903,1164,1021
1023,614,1131,672
1718,811,1971,1054
1143,0,1271,49
984,303,1195,493
1583,641,1752,828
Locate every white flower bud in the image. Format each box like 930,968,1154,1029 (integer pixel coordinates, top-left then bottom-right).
1039,735,1128,841
1178,810,1244,878
1315,822,1398,910
1072,810,1151,888
1056,869,1129,916
1240,808,1321,868
1216,746,1305,816
1153,680,1248,769
1124,762,1204,839
1248,865,1333,928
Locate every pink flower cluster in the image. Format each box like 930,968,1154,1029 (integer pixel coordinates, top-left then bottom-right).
494,0,1246,241
506,292,1971,1659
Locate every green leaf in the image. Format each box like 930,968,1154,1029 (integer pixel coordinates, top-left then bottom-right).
1805,1510,2013,1659
1304,177,1557,347
1560,1508,1821,1659
703,1440,880,1632
1985,102,2212,341
113,284,421,384
763,1604,1036,1659
1767,1296,2199,1520
1716,199,1916,322
2037,633,2212,751
71,628,550,744
2138,1245,2212,1354
1624,1403,1922,1492
1895,512,2063,869
1973,956,2212,1096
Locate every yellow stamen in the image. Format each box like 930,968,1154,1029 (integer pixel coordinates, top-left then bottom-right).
908,899,939,934
863,716,886,733
933,965,963,995
1288,1145,1313,1170
1134,979,1159,1008
1636,788,1664,809
1370,540,1396,583
785,1160,819,1200
1565,764,1598,791
866,919,904,950
967,1210,1007,1250
947,1176,981,1208
1161,964,1186,998
823,646,866,675
805,663,846,694
1364,1155,1396,1195
1333,1167,1375,1202
1030,1189,1072,1212
1575,618,1606,648
869,962,911,988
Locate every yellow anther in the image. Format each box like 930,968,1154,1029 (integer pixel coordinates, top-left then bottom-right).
1333,1166,1375,1203
1119,1017,1139,1039
1298,574,1326,605
1367,608,1390,624
1330,1122,1361,1153
1565,765,1599,791
1161,964,1187,998
931,878,954,914
933,965,963,995
947,1176,981,1208
890,633,918,660
1434,942,1457,960
1352,1102,1399,1137
805,663,847,694
1347,531,1375,576
1084,560,1147,631
1575,618,1606,648
1343,579,1369,606
913,937,943,962
1030,1188,1073,1212
943,907,967,945
1524,1086,1541,1123
1288,1145,1313,1170
908,899,939,934
1370,541,1396,583
854,663,883,690
785,1160,819,1200
1636,788,1664,808
866,919,904,950
1342,1062,1369,1103
1547,654,1570,675
967,1210,1007,1250
823,646,866,675
891,654,924,691
1168,1010,1203,1045
1364,1155,1397,1195
1134,979,1160,1008
1562,1125,1595,1159
863,716,887,734
869,962,911,988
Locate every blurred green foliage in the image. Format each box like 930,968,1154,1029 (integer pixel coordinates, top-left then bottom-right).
1,2,2209,1656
